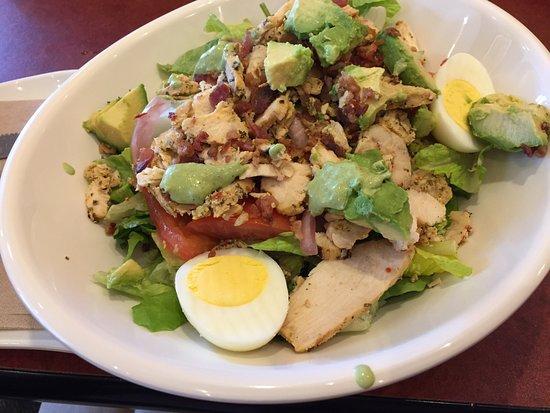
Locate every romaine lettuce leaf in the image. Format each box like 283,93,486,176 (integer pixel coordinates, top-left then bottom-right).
350,0,401,18
204,14,253,41
413,143,488,193
250,232,305,256
406,241,472,277
105,192,148,223
158,39,218,75
381,276,432,300
132,289,186,332
102,147,133,184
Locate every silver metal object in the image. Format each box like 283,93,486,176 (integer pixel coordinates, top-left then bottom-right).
0,133,18,160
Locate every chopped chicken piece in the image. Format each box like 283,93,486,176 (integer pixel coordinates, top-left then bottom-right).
417,224,443,245
395,20,421,53
149,186,193,217
190,87,214,116
356,124,412,187
240,163,279,179
192,179,254,220
181,101,248,145
255,94,294,129
310,142,339,168
225,44,250,100
83,163,121,222
326,220,371,249
256,1,293,44
170,99,193,125
151,128,182,168
300,75,324,96
280,240,414,352
261,163,312,216
409,169,453,205
158,74,200,98
136,166,165,189
315,232,343,261
378,110,415,144
322,120,351,153
245,45,267,87
445,211,472,245
407,189,446,226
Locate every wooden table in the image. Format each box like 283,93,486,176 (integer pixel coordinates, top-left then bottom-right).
0,1,548,411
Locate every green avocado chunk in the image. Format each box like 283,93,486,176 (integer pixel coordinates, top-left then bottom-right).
160,162,246,205
413,106,436,138
284,0,366,67
341,65,385,93
378,30,439,93
468,93,549,151
83,84,148,151
265,41,314,92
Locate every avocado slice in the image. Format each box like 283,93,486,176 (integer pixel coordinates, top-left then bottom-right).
83,84,148,151
468,93,549,151
285,0,366,67
413,106,436,138
378,30,439,93
265,41,314,92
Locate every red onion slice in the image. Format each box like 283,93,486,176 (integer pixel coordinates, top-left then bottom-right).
289,117,308,149
130,96,179,168
300,211,318,256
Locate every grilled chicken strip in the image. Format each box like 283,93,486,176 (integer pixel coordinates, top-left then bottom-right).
280,240,414,352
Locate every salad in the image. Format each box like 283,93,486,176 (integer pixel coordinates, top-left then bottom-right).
81,0,549,353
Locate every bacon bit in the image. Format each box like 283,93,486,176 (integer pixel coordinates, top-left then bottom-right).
320,132,346,157
208,249,217,258
209,83,231,107
542,122,549,133
300,211,318,256
255,195,277,221
250,85,276,116
385,267,392,273
206,145,218,158
386,27,401,37
247,203,261,219
105,223,116,236
177,141,196,162
244,115,270,140
351,41,384,68
194,131,209,150
238,31,254,61
193,73,218,85
98,142,117,155
168,111,177,121
235,100,253,116
135,147,155,173
332,0,348,5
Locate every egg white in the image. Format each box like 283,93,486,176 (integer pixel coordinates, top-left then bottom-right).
175,248,289,352
432,53,495,153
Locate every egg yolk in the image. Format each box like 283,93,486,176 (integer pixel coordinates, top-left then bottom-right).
443,79,481,131
186,256,268,306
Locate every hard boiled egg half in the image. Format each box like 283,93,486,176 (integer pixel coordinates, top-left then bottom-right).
432,53,495,153
175,248,289,352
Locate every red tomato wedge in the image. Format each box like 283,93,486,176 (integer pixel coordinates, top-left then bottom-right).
187,203,291,241
143,191,218,261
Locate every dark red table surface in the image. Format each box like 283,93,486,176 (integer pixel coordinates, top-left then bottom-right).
0,0,549,409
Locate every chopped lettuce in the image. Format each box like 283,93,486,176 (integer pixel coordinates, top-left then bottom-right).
125,232,146,261
381,276,432,300
102,147,133,184
105,192,148,223
132,289,186,332
113,212,156,259
204,14,252,41
407,241,472,278
158,39,218,75
350,0,401,18
95,259,184,332
109,183,134,204
413,143,488,193
250,232,305,256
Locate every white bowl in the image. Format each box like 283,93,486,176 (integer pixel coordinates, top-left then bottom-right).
1,0,549,404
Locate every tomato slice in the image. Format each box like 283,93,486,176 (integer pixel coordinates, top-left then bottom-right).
187,203,291,241
144,191,218,261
